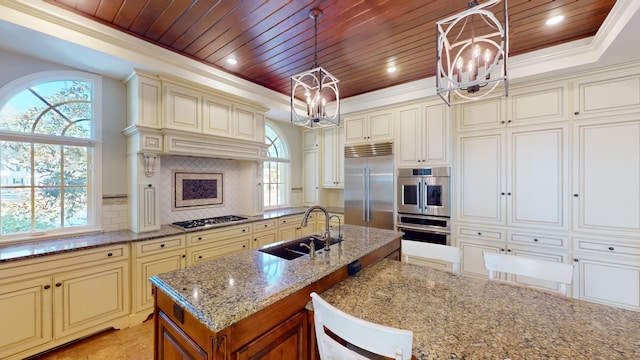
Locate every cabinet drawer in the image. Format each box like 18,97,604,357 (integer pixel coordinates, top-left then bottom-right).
509,233,567,249
134,235,185,256
187,236,251,265
279,215,304,227
188,224,251,245
253,219,277,233
576,239,640,258
458,227,503,240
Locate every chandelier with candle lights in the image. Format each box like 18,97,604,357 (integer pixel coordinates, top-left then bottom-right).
436,0,508,106
291,9,340,129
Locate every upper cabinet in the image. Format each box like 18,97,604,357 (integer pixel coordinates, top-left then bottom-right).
456,81,569,132
124,71,269,161
573,67,640,120
344,109,394,144
396,100,451,167
321,126,345,188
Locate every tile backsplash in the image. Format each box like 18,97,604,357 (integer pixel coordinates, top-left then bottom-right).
159,155,242,224
102,196,129,232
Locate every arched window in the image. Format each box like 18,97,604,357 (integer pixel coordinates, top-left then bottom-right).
264,122,290,208
0,71,102,242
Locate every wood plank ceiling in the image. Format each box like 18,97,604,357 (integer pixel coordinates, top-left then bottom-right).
46,0,615,100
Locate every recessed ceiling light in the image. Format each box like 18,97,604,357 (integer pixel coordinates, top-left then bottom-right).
387,66,397,73
226,58,238,65
546,15,565,26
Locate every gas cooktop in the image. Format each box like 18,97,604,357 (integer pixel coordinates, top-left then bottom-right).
171,215,249,230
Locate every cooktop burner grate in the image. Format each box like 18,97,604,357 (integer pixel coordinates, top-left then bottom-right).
171,215,248,229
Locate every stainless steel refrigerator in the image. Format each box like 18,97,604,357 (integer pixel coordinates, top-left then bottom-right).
344,142,394,230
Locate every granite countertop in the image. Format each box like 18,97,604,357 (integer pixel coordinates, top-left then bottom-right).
0,207,344,263
314,259,640,360
149,224,401,333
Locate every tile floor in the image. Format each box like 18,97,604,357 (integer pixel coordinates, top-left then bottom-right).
29,318,154,360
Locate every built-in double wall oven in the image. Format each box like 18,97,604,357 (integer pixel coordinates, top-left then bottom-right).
396,167,451,246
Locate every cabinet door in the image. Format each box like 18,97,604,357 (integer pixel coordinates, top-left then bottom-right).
424,102,450,165
303,129,319,150
458,239,504,278
574,120,640,235
509,83,568,126
457,131,505,224
303,149,319,205
53,261,129,338
321,126,344,188
234,104,260,141
236,310,307,360
367,110,394,142
344,114,366,143
157,311,207,360
278,225,299,242
573,71,640,119
507,125,568,229
396,105,422,167
575,256,640,311
507,247,570,294
134,251,185,313
253,230,277,249
127,73,161,128
164,84,201,131
0,277,52,358
456,97,506,131
202,95,232,137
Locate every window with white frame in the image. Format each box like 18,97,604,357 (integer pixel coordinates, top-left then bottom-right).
264,122,290,208
0,71,102,242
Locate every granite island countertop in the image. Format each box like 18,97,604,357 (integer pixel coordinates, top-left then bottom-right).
314,259,640,360
149,224,401,333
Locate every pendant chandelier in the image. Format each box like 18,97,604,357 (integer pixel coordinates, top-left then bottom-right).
436,0,508,106
291,9,340,129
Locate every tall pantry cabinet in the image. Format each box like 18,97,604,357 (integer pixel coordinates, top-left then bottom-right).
454,63,640,310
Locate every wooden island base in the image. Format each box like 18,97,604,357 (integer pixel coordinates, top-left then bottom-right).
153,237,400,359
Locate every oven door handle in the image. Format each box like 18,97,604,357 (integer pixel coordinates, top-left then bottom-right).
397,225,450,235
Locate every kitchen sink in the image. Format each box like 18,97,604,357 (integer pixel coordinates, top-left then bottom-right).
259,236,340,260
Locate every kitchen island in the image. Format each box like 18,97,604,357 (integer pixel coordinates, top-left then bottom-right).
150,224,402,359
316,259,640,359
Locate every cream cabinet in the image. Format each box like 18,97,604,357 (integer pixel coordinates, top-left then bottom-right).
344,109,394,144
131,235,186,325
0,245,130,360
456,225,571,294
278,214,316,241
252,219,278,249
304,148,319,205
321,126,345,188
573,235,640,311
202,94,233,137
164,82,202,132
573,67,640,119
315,213,344,232
125,71,162,128
396,101,450,167
456,123,569,230
572,118,640,237
186,224,252,265
456,82,568,132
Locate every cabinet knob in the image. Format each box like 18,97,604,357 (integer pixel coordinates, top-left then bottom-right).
574,258,579,262
148,184,152,188
477,232,482,236
160,244,165,248
44,285,51,290
533,238,539,242
500,248,505,252
55,283,62,287
507,120,512,123
198,255,203,259
501,121,506,124
242,229,246,232
254,238,257,242
574,111,580,116
107,252,113,257
608,246,615,251
264,224,268,227
507,192,512,196
198,237,202,240
507,249,512,252
182,255,186,258
501,192,505,195
573,194,579,197
242,245,247,248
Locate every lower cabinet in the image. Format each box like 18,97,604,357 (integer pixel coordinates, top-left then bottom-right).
156,311,207,360
186,224,252,265
236,310,307,359
573,235,640,311
0,245,130,360
252,219,278,249
456,224,571,295
278,214,316,241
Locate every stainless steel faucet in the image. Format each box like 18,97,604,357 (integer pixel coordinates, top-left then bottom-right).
301,205,331,251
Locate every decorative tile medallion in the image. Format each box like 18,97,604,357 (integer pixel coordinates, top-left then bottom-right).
172,169,223,210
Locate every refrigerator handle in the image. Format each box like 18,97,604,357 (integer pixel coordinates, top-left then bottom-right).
366,168,371,222
362,168,367,222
